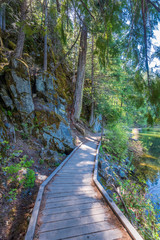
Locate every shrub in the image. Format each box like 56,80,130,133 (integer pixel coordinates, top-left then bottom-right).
102,123,128,161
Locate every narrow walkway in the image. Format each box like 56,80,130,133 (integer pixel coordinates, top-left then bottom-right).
35,137,132,240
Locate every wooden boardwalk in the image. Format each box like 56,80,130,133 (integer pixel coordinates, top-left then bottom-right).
34,137,132,240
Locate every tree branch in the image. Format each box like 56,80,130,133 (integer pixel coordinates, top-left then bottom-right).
52,29,81,72
79,0,95,20
147,0,160,12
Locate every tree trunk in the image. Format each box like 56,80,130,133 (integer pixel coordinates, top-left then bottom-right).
56,0,61,13
89,34,95,127
2,4,5,31
0,4,6,31
0,7,2,30
141,0,150,86
73,22,87,121
14,0,27,58
44,0,48,72
72,11,77,84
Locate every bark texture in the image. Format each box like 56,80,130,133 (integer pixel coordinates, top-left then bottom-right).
141,0,150,86
14,0,27,58
89,34,95,127
44,0,48,72
0,4,6,31
73,23,87,121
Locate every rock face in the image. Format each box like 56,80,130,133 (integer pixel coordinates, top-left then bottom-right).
0,111,16,146
5,58,34,121
34,96,74,153
0,84,14,110
34,72,74,152
0,59,74,154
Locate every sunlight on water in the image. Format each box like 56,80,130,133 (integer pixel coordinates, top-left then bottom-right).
136,127,160,220
140,162,160,171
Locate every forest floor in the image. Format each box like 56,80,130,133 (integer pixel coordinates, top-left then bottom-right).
0,123,90,240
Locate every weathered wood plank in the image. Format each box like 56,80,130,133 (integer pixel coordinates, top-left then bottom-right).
39,213,117,233
38,221,119,240
50,179,92,184
45,190,95,198
47,186,94,192
32,138,133,240
41,206,111,223
46,194,98,203
45,197,100,209
42,202,103,215
56,173,93,177
64,228,128,240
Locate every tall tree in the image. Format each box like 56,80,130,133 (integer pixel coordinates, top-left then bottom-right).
89,34,95,127
44,0,48,72
73,21,88,121
14,0,27,58
0,3,6,31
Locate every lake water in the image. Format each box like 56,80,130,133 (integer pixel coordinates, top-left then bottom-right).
134,128,160,219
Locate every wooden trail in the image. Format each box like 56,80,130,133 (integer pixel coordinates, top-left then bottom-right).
34,137,132,240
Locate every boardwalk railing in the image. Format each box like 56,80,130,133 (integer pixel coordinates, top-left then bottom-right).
93,141,144,240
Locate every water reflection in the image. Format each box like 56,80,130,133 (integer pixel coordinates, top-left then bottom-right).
133,128,160,219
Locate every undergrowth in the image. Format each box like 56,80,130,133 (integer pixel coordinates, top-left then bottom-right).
100,123,160,240
0,141,35,201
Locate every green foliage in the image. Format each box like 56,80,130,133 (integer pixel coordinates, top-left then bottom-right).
102,123,128,161
112,178,160,240
101,125,160,239
39,159,44,165
2,153,35,201
7,189,17,201
54,162,60,167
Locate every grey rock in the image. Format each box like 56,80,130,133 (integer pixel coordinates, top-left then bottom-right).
36,74,45,92
42,121,74,152
106,154,112,161
119,169,127,179
5,122,16,143
0,126,6,143
36,73,55,93
0,85,14,110
6,58,34,120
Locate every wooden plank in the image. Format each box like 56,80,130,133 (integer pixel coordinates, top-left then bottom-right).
45,198,99,209
57,173,92,177
50,182,91,189
42,202,103,215
61,165,94,168
46,194,97,203
39,213,116,233
64,229,127,240
45,190,95,198
41,206,111,223
25,141,84,240
65,163,95,167
50,179,92,184
59,171,93,174
47,186,94,192
38,221,119,240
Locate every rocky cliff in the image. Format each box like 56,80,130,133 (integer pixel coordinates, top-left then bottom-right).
0,48,75,160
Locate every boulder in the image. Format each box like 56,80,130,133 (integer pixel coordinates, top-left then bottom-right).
5,58,34,121
35,104,74,153
0,84,14,110
42,121,74,152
